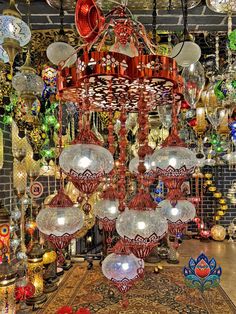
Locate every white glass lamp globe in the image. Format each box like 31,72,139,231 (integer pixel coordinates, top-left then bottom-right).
0,45,9,63
36,206,84,237
150,146,197,174
59,143,114,176
102,252,144,282
116,208,168,241
46,42,77,67
159,199,196,223
171,41,201,67
94,199,119,221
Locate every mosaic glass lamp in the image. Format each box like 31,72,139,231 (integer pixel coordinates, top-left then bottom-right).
0,46,9,63
0,0,31,66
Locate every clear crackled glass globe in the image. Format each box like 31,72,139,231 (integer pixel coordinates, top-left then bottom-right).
12,72,44,96
116,208,168,241
129,155,154,174
36,206,84,237
102,252,144,281
159,199,196,223
94,199,119,220
59,144,114,175
150,146,197,172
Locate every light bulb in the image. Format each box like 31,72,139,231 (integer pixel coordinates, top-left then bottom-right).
57,217,65,226
108,206,117,214
76,156,92,168
137,221,146,230
170,207,179,216
121,263,129,271
169,157,177,167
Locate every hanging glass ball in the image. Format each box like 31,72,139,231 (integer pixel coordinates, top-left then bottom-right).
211,225,226,241
12,72,44,97
129,155,154,174
94,199,119,221
182,61,205,108
0,15,31,47
46,42,77,67
171,41,201,67
59,144,114,177
150,146,197,173
159,199,196,223
116,208,168,241
36,206,84,237
102,252,143,283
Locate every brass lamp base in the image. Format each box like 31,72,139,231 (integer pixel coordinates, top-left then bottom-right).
26,293,47,306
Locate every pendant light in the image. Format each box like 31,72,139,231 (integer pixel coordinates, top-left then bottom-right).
0,0,31,70
46,1,77,67
171,1,201,67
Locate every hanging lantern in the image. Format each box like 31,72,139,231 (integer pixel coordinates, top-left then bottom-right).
0,0,31,67
102,240,144,307
159,199,196,235
13,159,27,195
171,41,201,67
0,203,11,263
59,127,114,211
129,155,156,187
25,148,41,178
182,61,205,108
36,189,84,264
26,242,47,306
0,256,17,314
12,52,44,119
211,225,226,241
0,128,3,170
116,190,168,259
195,101,208,135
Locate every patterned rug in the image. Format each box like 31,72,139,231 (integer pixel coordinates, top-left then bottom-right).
37,264,236,314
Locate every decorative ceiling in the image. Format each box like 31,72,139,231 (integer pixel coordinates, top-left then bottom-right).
0,0,235,32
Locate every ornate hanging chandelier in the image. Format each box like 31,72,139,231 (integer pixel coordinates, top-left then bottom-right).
58,2,183,113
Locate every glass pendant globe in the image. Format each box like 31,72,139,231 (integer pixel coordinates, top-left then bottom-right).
46,42,77,67
129,155,154,174
36,206,84,237
0,45,9,63
159,199,196,223
94,199,119,220
116,208,168,241
12,72,44,96
150,146,197,172
171,41,201,67
182,61,205,109
206,0,236,13
59,143,114,176
102,252,144,281
0,15,31,47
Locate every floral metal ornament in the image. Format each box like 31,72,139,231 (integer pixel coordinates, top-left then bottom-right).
183,253,222,292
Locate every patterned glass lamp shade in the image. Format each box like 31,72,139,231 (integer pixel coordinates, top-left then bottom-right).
159,199,196,223
0,45,9,63
0,0,31,64
206,0,236,13
0,256,16,314
171,41,201,67
150,146,197,175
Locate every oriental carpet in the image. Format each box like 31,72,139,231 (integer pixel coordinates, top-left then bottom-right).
37,264,236,314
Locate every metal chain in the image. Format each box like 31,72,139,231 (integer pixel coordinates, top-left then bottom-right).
152,0,157,44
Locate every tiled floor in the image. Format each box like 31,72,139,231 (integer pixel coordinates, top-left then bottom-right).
165,239,236,305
